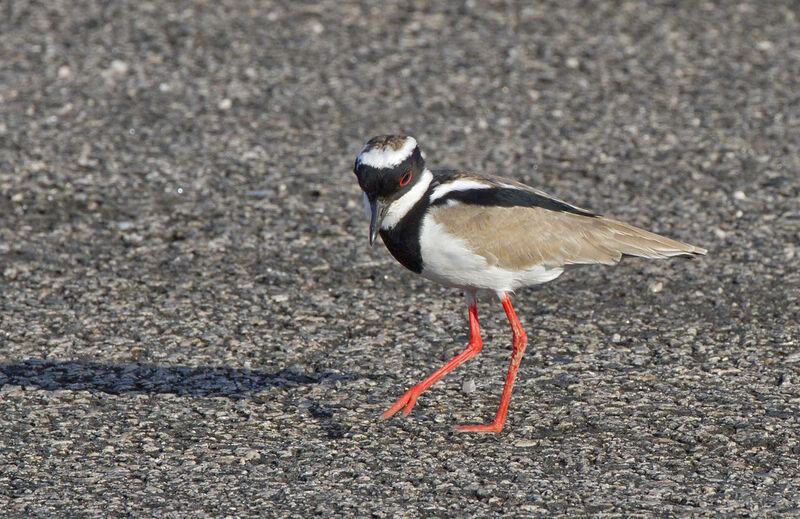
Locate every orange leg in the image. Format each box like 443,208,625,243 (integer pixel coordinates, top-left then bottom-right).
382,293,483,419
456,293,528,433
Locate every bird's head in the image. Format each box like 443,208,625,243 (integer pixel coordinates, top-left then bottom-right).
353,135,425,245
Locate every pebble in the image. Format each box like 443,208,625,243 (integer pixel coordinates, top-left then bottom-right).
109,60,128,74
785,351,800,363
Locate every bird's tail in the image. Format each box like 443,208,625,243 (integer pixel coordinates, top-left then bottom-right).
593,216,707,261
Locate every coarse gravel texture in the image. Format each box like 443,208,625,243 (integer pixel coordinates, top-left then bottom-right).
1,1,799,517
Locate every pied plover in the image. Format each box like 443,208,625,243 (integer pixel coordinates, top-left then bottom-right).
353,135,706,433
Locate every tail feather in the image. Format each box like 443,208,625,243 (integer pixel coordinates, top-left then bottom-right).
598,217,707,260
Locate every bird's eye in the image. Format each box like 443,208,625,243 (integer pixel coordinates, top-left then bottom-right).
399,170,413,186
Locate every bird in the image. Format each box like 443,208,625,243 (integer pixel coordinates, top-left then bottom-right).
352,135,707,433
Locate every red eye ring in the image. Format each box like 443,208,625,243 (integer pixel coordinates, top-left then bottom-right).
399,170,413,186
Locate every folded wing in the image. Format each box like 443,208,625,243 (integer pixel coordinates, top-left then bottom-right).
431,203,707,270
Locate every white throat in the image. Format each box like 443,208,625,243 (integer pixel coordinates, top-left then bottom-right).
381,169,433,230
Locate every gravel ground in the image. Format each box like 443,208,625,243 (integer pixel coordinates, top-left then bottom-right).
2,1,799,517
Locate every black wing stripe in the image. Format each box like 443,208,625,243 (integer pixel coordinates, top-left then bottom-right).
430,186,596,217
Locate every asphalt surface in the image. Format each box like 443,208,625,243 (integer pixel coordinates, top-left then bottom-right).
1,1,799,517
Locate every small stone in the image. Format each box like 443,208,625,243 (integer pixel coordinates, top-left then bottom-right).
57,65,72,78
612,333,623,344
756,40,774,51
733,190,746,200
1,384,23,394
785,351,800,363
649,281,664,293
242,449,261,461
109,60,129,74
462,379,476,393
565,57,580,69
218,98,233,110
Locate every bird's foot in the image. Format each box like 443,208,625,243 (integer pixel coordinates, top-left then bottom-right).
381,384,424,419
455,421,505,434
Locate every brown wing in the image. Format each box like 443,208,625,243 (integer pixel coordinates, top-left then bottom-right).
431,203,707,270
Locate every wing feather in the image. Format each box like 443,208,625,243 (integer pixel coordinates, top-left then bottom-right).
431,203,706,270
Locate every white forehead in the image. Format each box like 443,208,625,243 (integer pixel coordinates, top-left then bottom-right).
357,136,417,169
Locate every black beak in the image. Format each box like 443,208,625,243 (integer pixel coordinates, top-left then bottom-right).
367,195,386,246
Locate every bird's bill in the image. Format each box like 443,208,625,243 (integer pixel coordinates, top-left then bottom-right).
367,195,386,246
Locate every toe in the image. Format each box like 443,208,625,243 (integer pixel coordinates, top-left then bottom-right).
455,423,504,433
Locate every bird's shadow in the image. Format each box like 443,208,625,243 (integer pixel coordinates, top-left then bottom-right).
0,359,358,399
